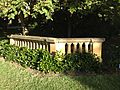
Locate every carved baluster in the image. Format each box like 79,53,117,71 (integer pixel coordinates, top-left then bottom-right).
67,43,71,53
36,42,39,49
85,42,89,53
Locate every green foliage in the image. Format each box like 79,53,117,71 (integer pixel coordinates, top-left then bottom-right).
1,0,119,22
0,38,9,46
33,0,56,20
0,41,101,73
103,42,120,71
0,0,30,20
0,0,56,22
64,53,101,73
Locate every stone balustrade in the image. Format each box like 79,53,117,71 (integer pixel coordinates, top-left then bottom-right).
9,35,55,52
9,35,105,59
55,38,105,59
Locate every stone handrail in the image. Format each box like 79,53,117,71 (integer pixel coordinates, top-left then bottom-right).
9,35,105,59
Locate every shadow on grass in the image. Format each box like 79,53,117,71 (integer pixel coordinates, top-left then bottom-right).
68,74,120,90
0,57,120,90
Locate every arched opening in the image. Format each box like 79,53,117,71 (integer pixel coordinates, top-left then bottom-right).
65,43,68,54
71,43,74,53
76,43,80,53
82,42,85,53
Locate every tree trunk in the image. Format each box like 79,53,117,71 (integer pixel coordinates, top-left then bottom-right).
18,13,28,35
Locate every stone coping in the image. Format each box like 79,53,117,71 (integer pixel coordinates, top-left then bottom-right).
9,35,105,43
55,38,105,43
9,35,55,43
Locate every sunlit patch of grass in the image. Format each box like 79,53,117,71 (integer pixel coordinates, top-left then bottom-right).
0,59,120,90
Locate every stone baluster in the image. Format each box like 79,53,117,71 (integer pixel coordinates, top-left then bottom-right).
16,40,18,46
42,42,45,50
85,42,89,53
45,42,48,50
17,40,19,46
74,43,77,53
19,41,21,47
27,41,30,49
38,42,41,49
21,40,23,47
79,42,83,53
33,42,36,49
67,43,71,53
24,41,27,47
14,40,17,46
30,41,32,49
36,42,39,49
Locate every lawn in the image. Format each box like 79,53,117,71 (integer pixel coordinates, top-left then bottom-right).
0,58,120,90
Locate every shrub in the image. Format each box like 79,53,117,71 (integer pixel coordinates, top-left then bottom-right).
63,53,101,73
0,40,102,73
103,44,120,72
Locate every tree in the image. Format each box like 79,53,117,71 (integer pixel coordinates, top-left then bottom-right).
0,0,57,35
57,0,120,37
0,0,120,36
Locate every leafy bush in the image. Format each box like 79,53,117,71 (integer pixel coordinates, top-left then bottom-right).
63,53,101,73
0,40,101,73
103,43,120,72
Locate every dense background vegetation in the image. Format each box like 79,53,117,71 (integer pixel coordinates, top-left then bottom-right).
0,0,120,38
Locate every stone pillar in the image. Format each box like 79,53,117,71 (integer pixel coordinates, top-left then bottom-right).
50,44,56,53
93,42,102,59
56,43,65,54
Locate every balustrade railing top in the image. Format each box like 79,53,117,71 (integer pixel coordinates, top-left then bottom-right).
9,35,55,43
55,38,105,43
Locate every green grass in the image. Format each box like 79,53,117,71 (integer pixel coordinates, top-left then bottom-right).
0,59,120,90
